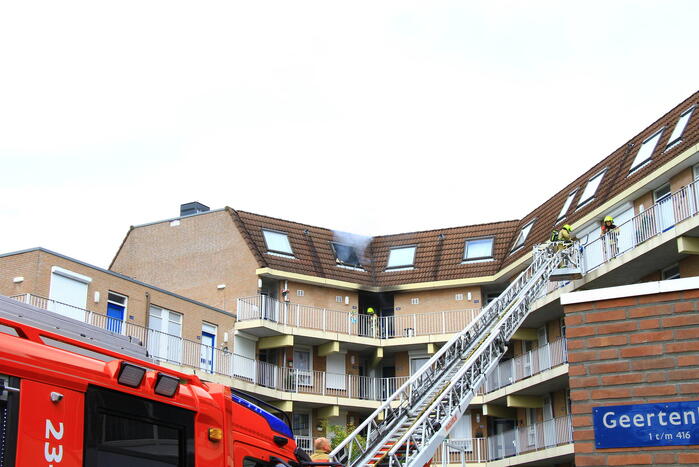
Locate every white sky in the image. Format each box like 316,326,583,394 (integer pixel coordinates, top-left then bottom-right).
1,1,698,268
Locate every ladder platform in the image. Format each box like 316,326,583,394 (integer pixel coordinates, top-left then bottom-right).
549,267,583,281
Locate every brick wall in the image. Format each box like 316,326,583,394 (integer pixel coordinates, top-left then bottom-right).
564,288,699,466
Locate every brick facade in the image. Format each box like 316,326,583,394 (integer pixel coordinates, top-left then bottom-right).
564,282,699,466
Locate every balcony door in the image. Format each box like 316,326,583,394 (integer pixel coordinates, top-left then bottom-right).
543,395,555,447
538,327,550,371
654,184,674,232
200,322,216,373
147,305,182,363
294,347,312,387
326,352,346,390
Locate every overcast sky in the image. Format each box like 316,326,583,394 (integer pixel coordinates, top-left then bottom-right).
1,1,698,268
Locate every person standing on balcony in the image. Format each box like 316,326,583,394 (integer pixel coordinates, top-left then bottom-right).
555,225,575,267
311,437,332,461
601,216,619,259
367,307,378,338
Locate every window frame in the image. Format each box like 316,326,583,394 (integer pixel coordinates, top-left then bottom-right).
556,189,578,222
661,264,680,280
261,229,295,257
330,242,361,267
510,220,536,253
386,245,417,270
665,105,695,151
463,237,495,262
629,129,664,174
576,169,607,209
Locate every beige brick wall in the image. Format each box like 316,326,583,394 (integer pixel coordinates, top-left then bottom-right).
393,286,482,315
0,250,235,346
110,210,260,313
564,289,699,466
286,281,359,312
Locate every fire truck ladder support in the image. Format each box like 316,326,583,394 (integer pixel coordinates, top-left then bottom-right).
330,243,580,467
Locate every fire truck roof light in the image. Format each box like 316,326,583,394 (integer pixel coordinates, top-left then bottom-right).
154,373,180,397
117,362,146,388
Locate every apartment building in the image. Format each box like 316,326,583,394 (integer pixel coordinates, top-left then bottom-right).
1,91,697,465
0,248,235,376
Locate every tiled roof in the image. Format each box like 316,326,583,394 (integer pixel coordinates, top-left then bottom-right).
500,90,699,270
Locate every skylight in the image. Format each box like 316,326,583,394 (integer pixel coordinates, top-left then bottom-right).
262,230,294,256
629,129,663,174
577,170,606,208
666,106,695,150
387,246,416,269
331,242,361,267
463,238,494,261
511,221,535,252
557,190,578,221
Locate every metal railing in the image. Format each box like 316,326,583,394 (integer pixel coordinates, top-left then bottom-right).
480,337,568,394
237,295,480,339
488,415,573,461
434,438,488,465
8,293,406,402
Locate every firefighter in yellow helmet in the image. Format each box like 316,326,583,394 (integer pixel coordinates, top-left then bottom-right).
366,307,377,337
601,215,619,259
556,224,575,267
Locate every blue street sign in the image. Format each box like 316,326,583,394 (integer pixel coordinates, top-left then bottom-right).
594,401,699,448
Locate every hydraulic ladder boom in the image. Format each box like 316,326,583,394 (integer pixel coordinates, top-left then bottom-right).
330,244,579,467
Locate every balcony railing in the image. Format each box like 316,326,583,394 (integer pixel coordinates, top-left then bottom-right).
237,295,480,339
479,337,567,395
433,415,572,464
8,293,407,402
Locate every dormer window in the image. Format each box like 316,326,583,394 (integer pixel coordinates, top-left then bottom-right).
463,238,494,262
386,246,416,269
511,220,535,253
331,242,361,267
576,170,606,209
262,230,294,256
666,106,695,151
556,189,578,222
629,129,664,174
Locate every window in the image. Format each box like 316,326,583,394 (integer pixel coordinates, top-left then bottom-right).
629,129,663,173
410,298,419,305
262,230,294,256
463,237,494,261
331,242,361,267
662,264,680,280
84,386,195,466
556,190,578,221
666,106,695,150
49,266,91,322
455,293,464,301
511,220,535,252
335,295,343,303
107,292,127,334
577,170,606,209
386,246,416,269
296,289,304,297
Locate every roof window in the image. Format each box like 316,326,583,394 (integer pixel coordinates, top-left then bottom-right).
463,238,494,262
386,246,416,269
262,230,294,256
511,220,535,252
556,190,578,222
331,242,361,267
666,106,695,151
576,170,606,209
629,129,663,174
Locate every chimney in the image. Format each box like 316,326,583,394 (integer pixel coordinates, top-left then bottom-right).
180,202,210,217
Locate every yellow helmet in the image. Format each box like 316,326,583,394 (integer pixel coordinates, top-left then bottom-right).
367,307,375,314
563,224,572,232
604,216,614,223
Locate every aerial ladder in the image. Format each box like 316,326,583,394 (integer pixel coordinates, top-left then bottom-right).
330,243,582,467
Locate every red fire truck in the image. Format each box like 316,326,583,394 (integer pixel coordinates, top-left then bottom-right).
0,297,316,467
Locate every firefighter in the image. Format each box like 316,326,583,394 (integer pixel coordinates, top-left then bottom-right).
556,225,575,267
601,216,619,259
311,437,332,461
367,307,378,337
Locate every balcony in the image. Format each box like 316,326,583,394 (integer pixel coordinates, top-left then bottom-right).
236,295,480,340
433,415,573,465
8,293,405,404
479,338,568,395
